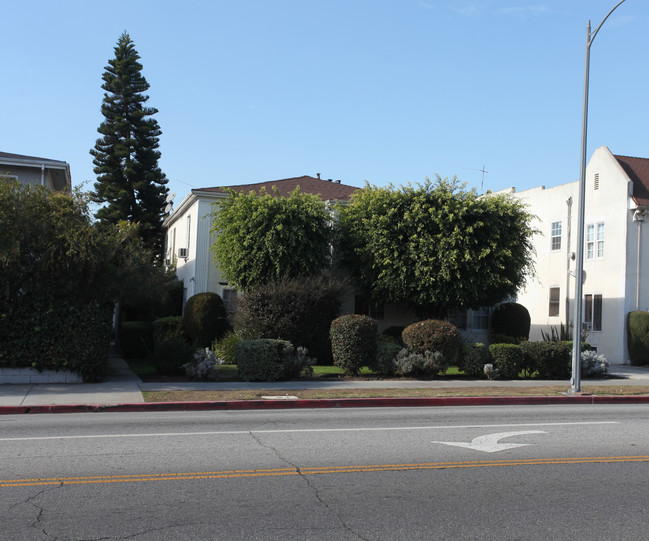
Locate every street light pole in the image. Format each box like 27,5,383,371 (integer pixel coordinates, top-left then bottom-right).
571,0,628,394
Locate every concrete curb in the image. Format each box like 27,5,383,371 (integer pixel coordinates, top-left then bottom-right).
2,394,649,415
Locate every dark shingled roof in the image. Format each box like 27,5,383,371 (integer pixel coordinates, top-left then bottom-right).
0,151,68,165
196,175,359,202
615,154,649,207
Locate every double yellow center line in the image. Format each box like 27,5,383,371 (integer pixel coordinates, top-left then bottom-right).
2,456,648,488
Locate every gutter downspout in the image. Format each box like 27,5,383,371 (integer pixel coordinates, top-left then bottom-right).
40,164,45,187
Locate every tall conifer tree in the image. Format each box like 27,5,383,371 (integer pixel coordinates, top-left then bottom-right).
91,32,168,256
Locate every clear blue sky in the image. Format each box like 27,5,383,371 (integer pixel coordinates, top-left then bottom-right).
3,0,648,204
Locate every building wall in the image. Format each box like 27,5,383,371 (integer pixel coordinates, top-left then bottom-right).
512,146,633,363
1,164,56,190
165,193,235,310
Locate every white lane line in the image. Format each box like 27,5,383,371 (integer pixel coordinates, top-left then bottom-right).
0,421,618,442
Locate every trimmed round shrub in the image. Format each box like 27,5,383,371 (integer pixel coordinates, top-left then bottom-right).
458,342,490,377
370,341,402,376
627,311,649,365
152,316,188,348
183,292,231,348
490,302,531,340
488,343,523,379
119,321,153,359
152,337,195,375
401,320,460,362
234,274,343,364
330,315,377,376
521,341,571,379
235,339,309,381
394,348,447,378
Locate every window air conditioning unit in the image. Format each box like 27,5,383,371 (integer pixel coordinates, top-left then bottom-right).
178,248,188,259
582,322,592,331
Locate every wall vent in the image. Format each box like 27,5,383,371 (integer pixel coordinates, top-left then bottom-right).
594,173,600,190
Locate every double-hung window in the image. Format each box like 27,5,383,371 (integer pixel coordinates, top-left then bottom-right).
586,222,604,260
584,294,602,331
548,287,560,317
551,221,562,251
472,307,490,331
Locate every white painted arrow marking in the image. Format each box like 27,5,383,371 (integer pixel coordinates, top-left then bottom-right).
432,430,547,453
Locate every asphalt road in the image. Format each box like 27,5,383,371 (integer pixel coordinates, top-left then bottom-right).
2,404,649,540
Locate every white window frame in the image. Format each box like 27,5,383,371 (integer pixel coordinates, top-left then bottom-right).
551,221,562,251
471,307,490,332
584,293,602,332
586,222,604,260
548,287,560,317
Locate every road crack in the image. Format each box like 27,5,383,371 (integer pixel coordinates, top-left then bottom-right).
249,431,371,541
16,482,64,538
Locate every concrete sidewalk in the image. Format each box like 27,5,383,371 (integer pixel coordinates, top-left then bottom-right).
0,349,144,407
1,348,649,408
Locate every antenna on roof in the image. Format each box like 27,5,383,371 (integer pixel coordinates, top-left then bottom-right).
462,166,489,194
164,193,176,214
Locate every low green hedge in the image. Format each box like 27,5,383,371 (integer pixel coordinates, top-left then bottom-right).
520,341,571,379
152,337,194,375
0,300,112,382
458,342,490,377
152,316,188,347
235,339,307,382
488,343,523,379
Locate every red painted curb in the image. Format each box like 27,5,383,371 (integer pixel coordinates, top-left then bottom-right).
2,394,649,414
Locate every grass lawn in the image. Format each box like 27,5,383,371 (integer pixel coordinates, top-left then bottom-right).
126,358,469,381
142,385,649,403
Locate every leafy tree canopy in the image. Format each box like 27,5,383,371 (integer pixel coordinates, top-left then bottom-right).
90,31,168,256
335,176,536,318
0,181,173,308
210,187,333,290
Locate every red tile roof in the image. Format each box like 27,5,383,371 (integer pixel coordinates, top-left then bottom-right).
615,155,649,207
195,175,359,202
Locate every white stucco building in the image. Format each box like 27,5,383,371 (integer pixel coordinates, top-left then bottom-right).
507,146,649,363
162,175,359,312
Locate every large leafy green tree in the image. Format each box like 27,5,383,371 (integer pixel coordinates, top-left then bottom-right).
336,176,536,319
90,32,168,256
210,187,333,290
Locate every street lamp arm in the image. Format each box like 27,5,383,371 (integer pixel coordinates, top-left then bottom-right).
589,0,628,45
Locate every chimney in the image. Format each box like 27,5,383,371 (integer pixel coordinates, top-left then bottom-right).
316,173,321,179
